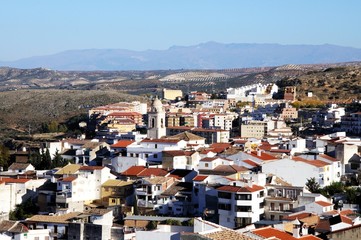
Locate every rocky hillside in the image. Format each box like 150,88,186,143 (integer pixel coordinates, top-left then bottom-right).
0,89,143,137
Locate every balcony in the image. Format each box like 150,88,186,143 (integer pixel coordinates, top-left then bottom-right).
56,191,72,203
136,187,152,196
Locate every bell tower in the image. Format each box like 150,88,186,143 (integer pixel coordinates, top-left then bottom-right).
147,96,166,139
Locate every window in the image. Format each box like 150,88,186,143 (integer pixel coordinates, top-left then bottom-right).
112,199,116,203
155,144,158,149
145,154,149,158
154,154,158,158
236,206,251,212
205,163,209,168
218,192,232,199
218,203,231,210
235,194,252,200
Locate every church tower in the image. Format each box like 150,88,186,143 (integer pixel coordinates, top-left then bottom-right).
147,96,166,139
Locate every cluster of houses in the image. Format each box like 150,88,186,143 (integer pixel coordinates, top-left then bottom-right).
1,86,361,240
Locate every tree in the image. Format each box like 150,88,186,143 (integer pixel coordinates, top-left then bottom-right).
42,148,52,170
306,177,321,193
146,221,158,230
321,182,344,197
29,151,42,170
9,198,39,220
0,145,10,171
51,150,70,168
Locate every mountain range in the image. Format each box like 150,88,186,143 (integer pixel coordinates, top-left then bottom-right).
1,42,361,71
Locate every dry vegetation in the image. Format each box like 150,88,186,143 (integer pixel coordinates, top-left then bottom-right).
0,89,144,137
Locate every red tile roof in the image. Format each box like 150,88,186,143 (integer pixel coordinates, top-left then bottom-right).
217,184,264,193
300,236,322,240
292,157,330,167
315,201,333,207
249,151,277,161
0,178,31,184
193,175,208,182
253,226,298,240
319,154,337,162
200,157,218,162
283,212,314,221
270,149,291,153
79,166,104,171
61,176,77,182
138,168,168,177
122,166,146,176
210,143,232,149
340,215,353,225
111,140,134,148
243,159,260,167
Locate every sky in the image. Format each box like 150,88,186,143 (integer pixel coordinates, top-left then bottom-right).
1,0,361,61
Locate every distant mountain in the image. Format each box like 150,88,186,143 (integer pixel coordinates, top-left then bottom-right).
2,42,361,70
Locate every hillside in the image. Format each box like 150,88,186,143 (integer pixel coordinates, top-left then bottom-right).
0,89,144,138
2,42,361,70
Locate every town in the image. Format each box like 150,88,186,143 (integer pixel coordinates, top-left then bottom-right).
0,83,361,240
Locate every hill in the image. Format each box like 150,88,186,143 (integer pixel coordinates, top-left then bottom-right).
0,89,143,138
1,42,361,70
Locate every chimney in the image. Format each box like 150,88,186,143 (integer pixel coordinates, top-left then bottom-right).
257,149,262,157
292,218,301,238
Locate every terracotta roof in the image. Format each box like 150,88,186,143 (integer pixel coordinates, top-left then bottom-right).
217,184,264,193
210,143,232,149
340,215,353,225
111,140,135,148
79,166,105,171
0,220,28,233
340,209,355,216
60,176,77,182
213,165,249,174
193,175,208,182
26,212,82,224
315,201,333,207
200,157,218,162
163,150,194,157
122,166,146,176
8,163,32,171
299,235,322,240
249,151,277,161
243,159,260,167
270,149,291,153
0,178,31,184
138,168,168,177
253,226,298,240
319,154,337,162
292,157,330,167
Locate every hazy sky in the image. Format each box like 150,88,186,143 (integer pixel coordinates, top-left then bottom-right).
1,0,361,61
